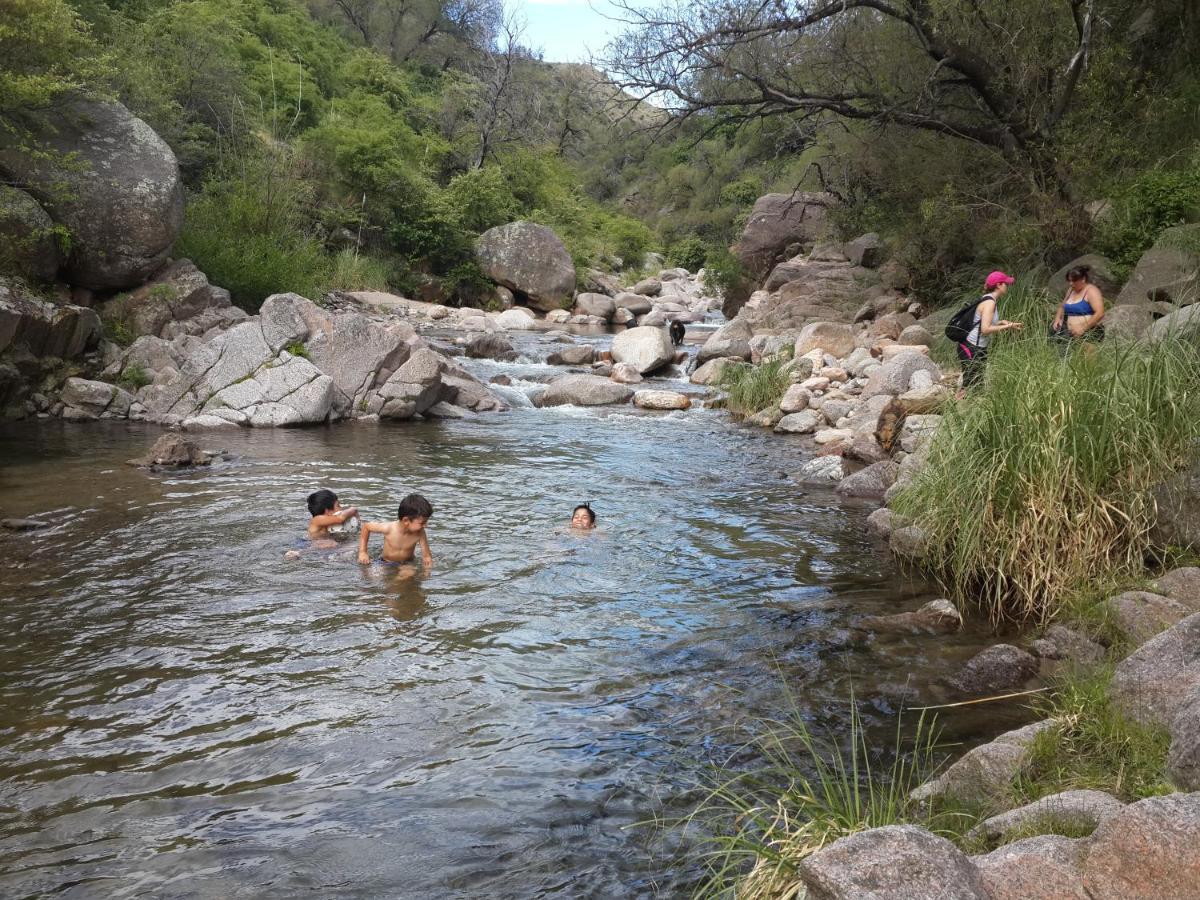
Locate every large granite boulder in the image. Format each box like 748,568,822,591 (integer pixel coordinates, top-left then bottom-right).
374,347,444,419
795,321,855,359
798,825,988,900
972,835,1088,900
0,184,63,281
101,259,237,340
732,192,834,285
1112,612,1200,727
0,98,184,290
1081,792,1200,900
573,292,616,321
203,353,336,427
1046,254,1120,302
1116,227,1200,308
610,326,674,374
0,281,101,359
862,351,942,398
475,221,576,312
696,318,753,365
535,374,633,407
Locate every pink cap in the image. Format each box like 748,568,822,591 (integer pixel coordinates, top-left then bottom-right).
986,270,1015,289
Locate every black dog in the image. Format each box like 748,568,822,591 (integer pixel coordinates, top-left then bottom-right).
668,319,686,347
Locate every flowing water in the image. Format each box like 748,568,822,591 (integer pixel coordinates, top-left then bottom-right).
0,330,1028,898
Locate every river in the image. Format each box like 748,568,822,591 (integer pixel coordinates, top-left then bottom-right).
0,327,1026,898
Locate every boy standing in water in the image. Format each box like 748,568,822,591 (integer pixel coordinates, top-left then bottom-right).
358,494,435,569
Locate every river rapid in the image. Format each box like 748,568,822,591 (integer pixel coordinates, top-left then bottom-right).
0,326,1026,898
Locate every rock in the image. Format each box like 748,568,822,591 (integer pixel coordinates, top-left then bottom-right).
696,318,753,365
870,312,915,340
580,269,619,297
798,825,988,900
0,281,102,360
968,790,1125,845
1103,304,1156,340
857,599,962,635
300,306,417,414
610,326,675,374
611,362,643,384
376,347,444,419
844,232,887,268
60,377,118,415
634,390,690,411
438,364,506,413
836,461,899,499
545,308,571,324
535,374,633,407
1148,303,1200,341
574,292,616,321
1107,590,1191,645
629,277,661,297
1029,625,1106,665
613,292,653,315
466,332,518,361
912,720,1058,803
1152,567,1200,609
950,644,1039,695
795,322,856,359
612,308,635,325
1151,461,1200,554
972,835,1088,900
0,98,183,289
744,406,784,428
732,192,834,285
1047,254,1120,301
547,345,595,366
779,384,811,414
787,457,841,487
814,427,852,445
105,259,235,340
1,517,50,531
0,184,62,281
898,324,934,347
1168,687,1200,790
475,221,576,312
496,308,536,330
862,351,942,398
126,433,213,467
866,507,894,538
211,355,335,427
899,414,941,453
899,384,951,415
1117,228,1200,308
1112,612,1200,727
775,409,823,434
1081,792,1200,900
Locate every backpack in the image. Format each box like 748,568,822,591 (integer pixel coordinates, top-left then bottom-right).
944,296,986,344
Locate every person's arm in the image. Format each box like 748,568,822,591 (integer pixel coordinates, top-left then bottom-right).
977,298,1022,335
1086,286,1105,329
1053,292,1067,329
312,507,358,529
419,531,433,569
358,522,386,564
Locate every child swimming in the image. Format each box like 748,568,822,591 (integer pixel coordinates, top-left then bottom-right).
358,493,435,569
570,502,596,530
307,489,360,539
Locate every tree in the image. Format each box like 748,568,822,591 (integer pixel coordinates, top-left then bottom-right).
0,0,111,118
603,0,1106,200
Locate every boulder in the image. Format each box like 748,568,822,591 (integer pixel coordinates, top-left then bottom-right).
376,347,444,419
870,312,915,340
1103,304,1156,341
1046,254,1120,302
1082,792,1200,900
610,326,674,374
792,455,845,485
1169,687,1200,790
798,825,989,900
696,318,753,365
1029,625,1106,665
1148,303,1200,341
581,269,620,296
60,377,119,416
547,345,595,366
475,221,576,312
857,599,962,635
912,720,1058,804
496,308,536,330
732,192,835,286
899,414,941,453
205,354,336,427
629,277,661,297
779,384,811,414
535,374,633,407
611,362,643,384
0,184,62,281
1107,590,1191,645
836,461,899,499
744,406,785,428
103,259,234,340
545,308,571,324
898,324,934,347
846,433,889,464
764,255,813,292
972,835,1088,900
795,321,856,359
1,517,50,531
899,384,951,415
634,390,690,411
614,292,653,315
1152,567,1200,608
1112,612,1200,727
844,232,887,268
862,351,942,398
300,306,417,413
950,644,1039,695
0,281,101,359
126,433,213,467
1116,228,1200,308
574,292,616,321
866,507,894,537
0,98,183,289
775,409,823,434
466,332,518,361
968,790,1124,846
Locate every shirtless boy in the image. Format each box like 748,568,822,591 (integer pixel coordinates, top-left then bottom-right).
358,493,434,569
307,489,359,538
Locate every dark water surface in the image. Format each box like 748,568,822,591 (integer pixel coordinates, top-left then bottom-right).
0,387,1023,898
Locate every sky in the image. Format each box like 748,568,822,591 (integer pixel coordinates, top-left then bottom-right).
511,0,631,64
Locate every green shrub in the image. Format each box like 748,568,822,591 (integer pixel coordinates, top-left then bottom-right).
704,245,748,300
285,341,309,359
444,167,519,233
668,236,709,271
602,216,654,267
319,249,394,293
1097,157,1200,274
117,363,150,390
892,278,1200,623
717,355,791,417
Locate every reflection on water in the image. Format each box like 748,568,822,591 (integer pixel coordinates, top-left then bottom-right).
0,400,1025,898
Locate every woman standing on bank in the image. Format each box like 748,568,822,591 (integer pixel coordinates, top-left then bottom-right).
1052,265,1106,342
957,270,1024,391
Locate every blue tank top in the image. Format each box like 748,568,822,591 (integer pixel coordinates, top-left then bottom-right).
1063,291,1094,317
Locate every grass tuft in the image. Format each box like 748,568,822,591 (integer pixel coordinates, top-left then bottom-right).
717,353,792,417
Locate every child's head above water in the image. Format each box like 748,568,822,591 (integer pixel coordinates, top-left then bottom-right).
397,493,434,526
307,489,339,517
571,503,596,529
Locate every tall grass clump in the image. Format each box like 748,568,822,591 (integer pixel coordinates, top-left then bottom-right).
717,354,792,417
687,703,966,899
893,278,1200,623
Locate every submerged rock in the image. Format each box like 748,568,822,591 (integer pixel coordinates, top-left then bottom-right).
126,433,213,468
950,644,1039,695
1,517,50,531
857,599,962,636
